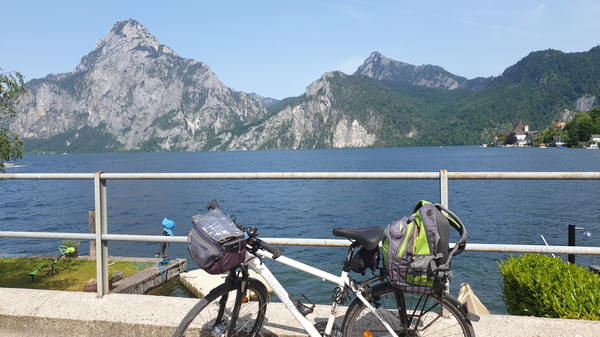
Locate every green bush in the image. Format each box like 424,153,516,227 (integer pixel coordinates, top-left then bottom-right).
499,254,600,320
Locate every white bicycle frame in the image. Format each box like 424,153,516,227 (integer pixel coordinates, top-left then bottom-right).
246,249,399,337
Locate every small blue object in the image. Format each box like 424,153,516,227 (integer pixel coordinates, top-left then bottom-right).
162,218,175,236
132,261,156,270
158,260,172,276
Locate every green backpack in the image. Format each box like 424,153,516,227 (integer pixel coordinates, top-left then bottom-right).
382,201,467,294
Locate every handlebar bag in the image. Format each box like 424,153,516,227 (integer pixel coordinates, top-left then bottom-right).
188,208,246,274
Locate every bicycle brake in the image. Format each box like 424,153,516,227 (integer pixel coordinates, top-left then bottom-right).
332,285,351,305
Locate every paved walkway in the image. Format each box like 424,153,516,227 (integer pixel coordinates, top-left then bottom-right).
1,287,599,337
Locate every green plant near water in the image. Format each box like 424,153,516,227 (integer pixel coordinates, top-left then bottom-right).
61,240,81,248
499,254,600,320
0,257,150,292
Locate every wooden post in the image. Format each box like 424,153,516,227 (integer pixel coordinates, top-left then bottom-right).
89,211,96,258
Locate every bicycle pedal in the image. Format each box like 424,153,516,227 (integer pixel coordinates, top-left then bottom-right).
289,293,315,316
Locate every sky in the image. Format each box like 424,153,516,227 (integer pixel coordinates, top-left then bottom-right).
1,1,600,100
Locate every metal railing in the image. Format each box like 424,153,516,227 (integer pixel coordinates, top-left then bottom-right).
2,170,600,297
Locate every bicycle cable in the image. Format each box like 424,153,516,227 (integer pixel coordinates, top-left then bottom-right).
332,284,351,305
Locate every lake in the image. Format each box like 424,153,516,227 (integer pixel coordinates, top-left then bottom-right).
2,146,600,314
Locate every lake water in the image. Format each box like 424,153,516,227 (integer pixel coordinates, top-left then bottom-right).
2,146,600,314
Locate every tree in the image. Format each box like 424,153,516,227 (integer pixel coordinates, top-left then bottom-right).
589,106,600,135
564,111,594,147
506,132,517,145
0,68,27,173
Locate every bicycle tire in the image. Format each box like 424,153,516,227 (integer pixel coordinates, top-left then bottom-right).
172,278,269,337
342,282,475,337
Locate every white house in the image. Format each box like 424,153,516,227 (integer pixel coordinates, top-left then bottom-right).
552,136,566,147
590,135,600,143
510,122,538,146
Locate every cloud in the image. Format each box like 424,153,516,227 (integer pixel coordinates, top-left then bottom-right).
531,4,546,21
328,4,373,21
461,3,546,31
459,4,544,40
339,57,365,74
488,24,543,39
459,19,481,26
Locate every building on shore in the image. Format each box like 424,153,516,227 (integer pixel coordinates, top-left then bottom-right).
509,122,538,147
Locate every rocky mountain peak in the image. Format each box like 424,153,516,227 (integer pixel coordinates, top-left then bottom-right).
13,19,268,152
356,52,401,80
355,51,491,91
364,52,386,64
306,72,338,97
98,19,161,51
75,19,178,74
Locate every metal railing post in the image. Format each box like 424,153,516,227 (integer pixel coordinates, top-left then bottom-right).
94,171,109,297
439,169,448,208
568,224,576,264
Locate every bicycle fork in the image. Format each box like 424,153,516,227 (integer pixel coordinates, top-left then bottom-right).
212,271,252,337
225,278,249,337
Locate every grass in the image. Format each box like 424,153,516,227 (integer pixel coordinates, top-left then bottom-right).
0,257,152,292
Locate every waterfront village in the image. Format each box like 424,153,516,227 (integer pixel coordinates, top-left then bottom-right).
489,122,600,149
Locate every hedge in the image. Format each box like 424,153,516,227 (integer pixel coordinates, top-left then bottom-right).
498,254,600,320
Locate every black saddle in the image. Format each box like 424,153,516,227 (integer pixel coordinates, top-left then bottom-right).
332,227,383,250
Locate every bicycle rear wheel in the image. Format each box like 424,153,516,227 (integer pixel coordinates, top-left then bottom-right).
172,278,269,337
343,282,475,337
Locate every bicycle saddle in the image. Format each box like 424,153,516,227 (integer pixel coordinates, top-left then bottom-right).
332,227,383,250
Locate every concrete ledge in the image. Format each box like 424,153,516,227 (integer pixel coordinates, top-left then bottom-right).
0,288,200,337
111,258,187,294
179,268,272,298
0,315,181,337
1,287,600,337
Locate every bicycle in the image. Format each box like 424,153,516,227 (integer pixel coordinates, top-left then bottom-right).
173,202,478,337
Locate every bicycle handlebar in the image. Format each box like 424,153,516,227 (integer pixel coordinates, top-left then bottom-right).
258,240,284,259
206,199,220,210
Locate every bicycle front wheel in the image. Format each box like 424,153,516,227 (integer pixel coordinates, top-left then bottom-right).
343,282,475,337
172,278,269,337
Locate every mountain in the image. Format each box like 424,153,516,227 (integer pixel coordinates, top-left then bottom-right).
449,47,600,138
220,71,452,150
14,19,268,152
247,93,280,107
11,19,600,153
349,48,600,145
355,52,492,91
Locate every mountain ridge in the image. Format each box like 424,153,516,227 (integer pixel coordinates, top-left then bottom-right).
354,51,493,91
10,19,600,153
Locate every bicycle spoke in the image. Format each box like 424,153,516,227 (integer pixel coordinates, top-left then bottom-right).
188,291,264,335
342,283,474,337
173,280,268,337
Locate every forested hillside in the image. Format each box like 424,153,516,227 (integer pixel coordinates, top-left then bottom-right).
354,46,600,145
448,47,600,139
